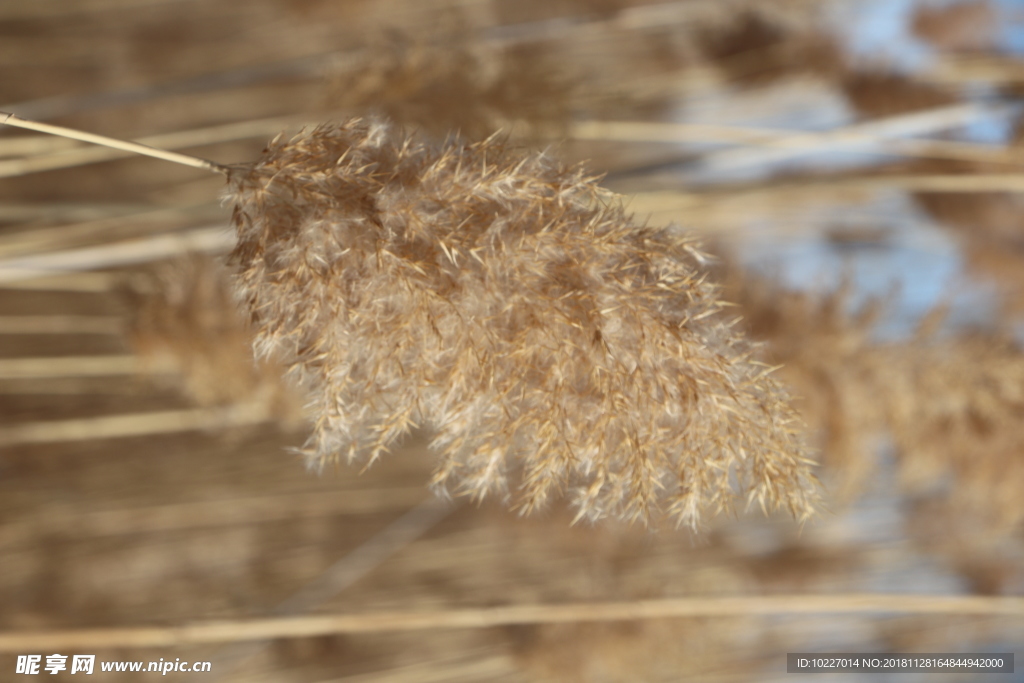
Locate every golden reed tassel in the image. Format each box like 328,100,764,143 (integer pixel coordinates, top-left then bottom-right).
0,111,818,526
226,118,818,526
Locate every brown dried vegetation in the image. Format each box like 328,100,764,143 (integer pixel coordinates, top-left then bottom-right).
911,0,996,52
8,0,1024,677
905,156,1024,318
127,254,304,426
840,71,960,119
697,10,843,86
722,270,883,500
226,118,820,526
726,265,1024,531
325,31,572,141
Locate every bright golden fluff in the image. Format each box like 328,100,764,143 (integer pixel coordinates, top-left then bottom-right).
225,118,818,527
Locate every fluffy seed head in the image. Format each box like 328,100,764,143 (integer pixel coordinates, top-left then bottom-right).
225,118,818,527
127,254,303,426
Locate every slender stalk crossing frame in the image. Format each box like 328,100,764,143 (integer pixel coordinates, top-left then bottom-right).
0,595,1021,651
0,112,230,175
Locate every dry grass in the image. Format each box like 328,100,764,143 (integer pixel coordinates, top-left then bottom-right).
696,9,842,86
964,241,1024,316
876,335,1024,530
911,0,996,52
324,30,572,141
724,262,1024,531
227,118,819,527
721,268,883,501
5,1,1024,680
840,71,961,119
7,593,1024,651
126,254,303,427
901,156,1024,319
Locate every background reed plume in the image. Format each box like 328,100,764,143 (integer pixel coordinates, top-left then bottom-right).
227,118,818,526
126,254,303,427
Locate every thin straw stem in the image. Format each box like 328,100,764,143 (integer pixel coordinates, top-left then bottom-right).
0,225,233,283
0,272,119,292
0,594,1021,651
0,488,427,548
0,203,223,259
0,355,143,379
571,103,1010,159
0,115,302,178
627,174,1024,218
0,111,230,175
0,315,122,334
210,497,454,678
0,406,268,448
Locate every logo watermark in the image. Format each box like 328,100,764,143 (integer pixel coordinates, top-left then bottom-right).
16,655,211,675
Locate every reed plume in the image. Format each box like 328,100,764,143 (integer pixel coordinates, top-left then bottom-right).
840,71,960,119
325,31,571,141
725,261,1024,531
696,10,841,86
126,254,303,427
225,118,818,526
911,0,996,52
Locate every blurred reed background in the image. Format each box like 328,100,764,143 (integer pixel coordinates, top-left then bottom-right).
1,0,1023,680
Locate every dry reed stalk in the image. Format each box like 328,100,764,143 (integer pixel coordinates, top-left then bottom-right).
0,113,326,180
228,118,819,527
632,175,1024,208
627,181,1024,238
0,202,151,223
0,315,122,334
318,655,514,683
905,158,1024,261
0,112,231,176
0,133,80,158
893,138,1023,166
928,53,1024,85
679,103,1014,176
0,355,146,379
513,615,755,683
568,120,781,146
823,174,1024,193
569,110,1023,167
0,203,224,259
0,377,139,394
0,407,268,448
0,487,427,548
897,158,1024,318
210,496,455,676
0,226,233,283
0,272,119,292
1,594,1021,651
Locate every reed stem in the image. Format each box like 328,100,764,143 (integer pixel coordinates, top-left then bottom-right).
0,406,267,448
0,112,231,175
0,595,1020,651
0,226,233,284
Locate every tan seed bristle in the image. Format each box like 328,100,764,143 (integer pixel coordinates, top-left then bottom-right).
226,118,819,527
